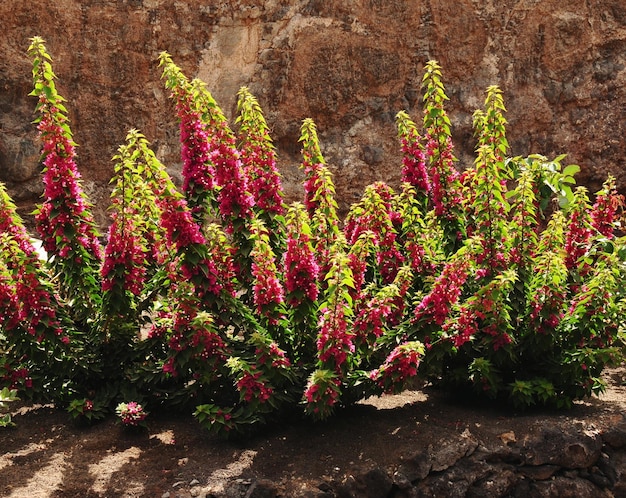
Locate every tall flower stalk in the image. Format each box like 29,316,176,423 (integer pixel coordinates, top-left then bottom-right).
28,37,102,319
101,130,167,320
299,119,342,279
159,53,217,224
249,218,285,326
396,111,429,210
236,88,286,225
421,61,465,253
345,182,404,284
590,175,623,239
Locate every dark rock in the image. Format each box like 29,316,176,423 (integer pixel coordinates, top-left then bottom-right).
245,479,279,498
396,450,431,482
361,145,384,165
430,431,479,472
413,458,490,498
390,487,418,498
522,425,602,469
221,480,253,498
392,471,413,490
601,416,626,449
317,481,333,493
517,464,560,480
298,490,335,498
597,452,618,487
466,469,518,498
530,476,611,498
506,477,533,498
586,470,613,490
335,460,393,498
397,431,479,483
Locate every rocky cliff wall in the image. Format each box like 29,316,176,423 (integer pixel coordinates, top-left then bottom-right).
1,0,625,226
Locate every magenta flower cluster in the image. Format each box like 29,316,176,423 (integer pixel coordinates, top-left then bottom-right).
425,134,462,219
14,256,65,341
564,208,592,271
316,305,355,372
116,401,148,427
101,217,146,296
284,230,319,306
250,224,284,324
236,369,273,403
444,304,480,348
400,132,430,193
1,365,33,390
414,259,470,326
178,107,216,217
35,111,102,261
590,179,623,238
0,233,65,343
344,183,405,284
179,109,216,193
241,141,285,215
164,306,227,375
304,374,341,413
302,163,325,214
0,273,17,331
256,342,291,369
370,342,423,393
529,284,565,334
211,142,255,226
354,297,392,344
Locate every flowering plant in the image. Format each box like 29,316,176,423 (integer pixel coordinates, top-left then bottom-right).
115,402,148,428
0,39,623,436
67,398,107,423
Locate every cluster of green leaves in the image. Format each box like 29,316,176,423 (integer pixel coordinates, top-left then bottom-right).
0,40,624,435
0,387,19,427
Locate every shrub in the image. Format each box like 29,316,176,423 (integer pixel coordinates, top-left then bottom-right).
0,38,623,435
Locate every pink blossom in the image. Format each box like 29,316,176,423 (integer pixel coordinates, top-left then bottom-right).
0,185,37,256
400,131,430,193
240,143,285,215
35,112,103,262
180,110,215,191
162,357,178,376
211,143,255,227
256,342,291,369
250,221,284,323
590,177,623,239
443,305,479,348
101,217,147,296
414,259,470,325
317,305,355,372
284,217,319,306
236,369,273,403
371,342,424,393
425,134,462,219
303,372,341,415
564,209,591,270
345,183,404,283
116,401,148,426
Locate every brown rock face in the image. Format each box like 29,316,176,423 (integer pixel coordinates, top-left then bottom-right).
1,0,625,227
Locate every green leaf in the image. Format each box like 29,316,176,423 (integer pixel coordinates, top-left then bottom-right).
562,164,580,177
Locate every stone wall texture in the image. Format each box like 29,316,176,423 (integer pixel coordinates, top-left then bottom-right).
1,0,626,226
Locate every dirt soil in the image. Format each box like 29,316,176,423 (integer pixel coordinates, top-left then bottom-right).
2,368,626,498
